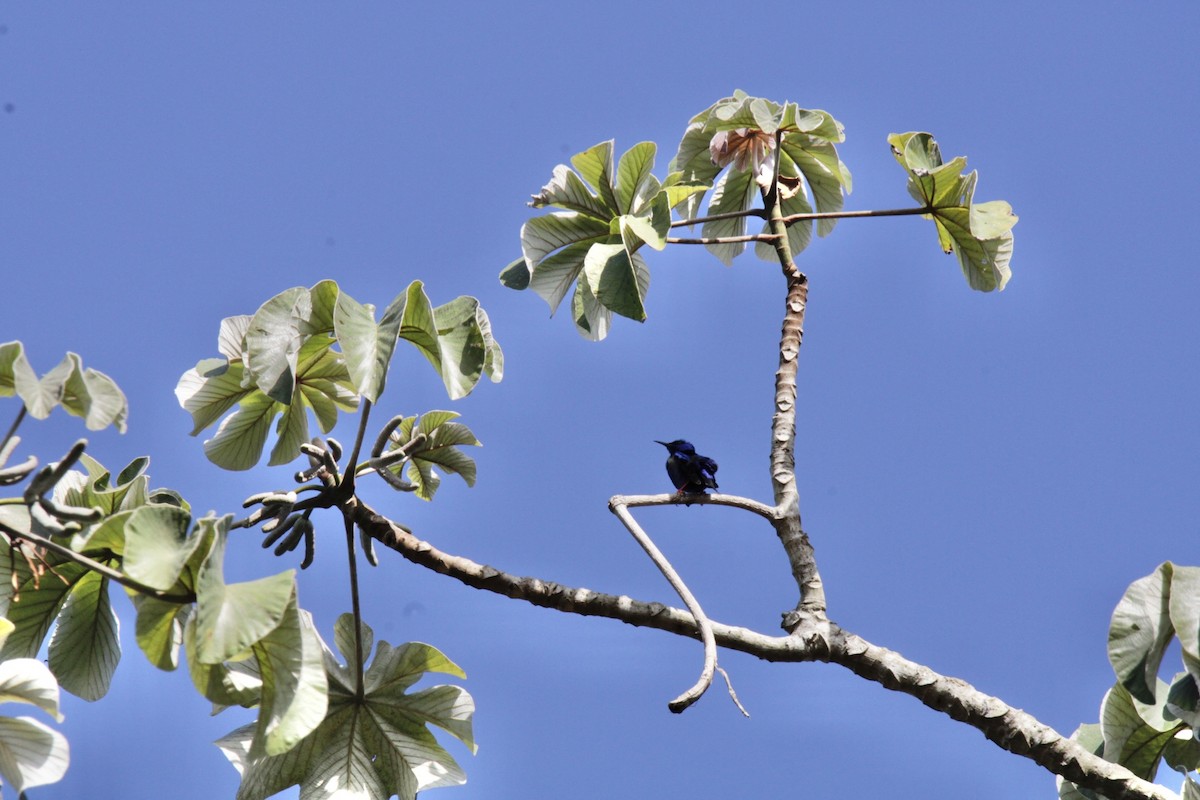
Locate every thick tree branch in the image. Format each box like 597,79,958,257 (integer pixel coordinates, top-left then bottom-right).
352,501,1176,800
761,174,826,620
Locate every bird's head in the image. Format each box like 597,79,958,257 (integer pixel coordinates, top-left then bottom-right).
655,439,695,455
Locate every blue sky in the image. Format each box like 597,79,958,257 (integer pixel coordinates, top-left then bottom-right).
2,3,1199,799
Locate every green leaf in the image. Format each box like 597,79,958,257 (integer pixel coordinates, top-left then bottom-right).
193,529,296,665
245,287,309,403
1170,567,1200,686
203,393,280,471
185,615,263,708
428,296,493,400
334,288,405,404
268,394,311,467
528,164,612,219
661,173,710,212
521,213,611,274
122,505,201,591
249,600,327,756
218,315,253,360
571,276,611,341
498,257,530,290
176,358,255,437
582,242,650,322
702,166,758,265
0,715,69,794
0,657,62,721
1100,681,1183,780
304,279,341,336
615,142,656,216
397,280,504,397
0,555,90,663
570,140,619,214
0,342,31,398
133,595,191,671
1109,563,1175,705
58,355,129,433
528,240,593,315
475,304,504,384
201,312,350,467
621,180,671,253
49,355,127,434
932,207,1015,292
20,353,73,421
47,571,120,701
1163,676,1200,771
778,133,852,237
1166,672,1200,729
218,615,473,800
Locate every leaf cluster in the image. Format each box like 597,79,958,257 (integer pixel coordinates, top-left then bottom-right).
176,280,502,470
0,450,474,799
500,91,854,341
499,139,668,340
888,132,1017,291
0,341,127,433
218,614,475,800
501,91,1019,344
1061,563,1200,798
369,410,480,501
0,619,68,795
670,90,852,264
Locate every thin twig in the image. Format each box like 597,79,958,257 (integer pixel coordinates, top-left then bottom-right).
340,399,373,498
778,205,933,225
344,402,375,698
0,406,26,456
666,234,781,246
670,208,769,228
608,498,717,713
0,521,196,603
669,204,933,231
716,666,749,718
343,512,366,701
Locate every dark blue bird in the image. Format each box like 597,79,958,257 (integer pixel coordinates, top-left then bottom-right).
655,440,719,495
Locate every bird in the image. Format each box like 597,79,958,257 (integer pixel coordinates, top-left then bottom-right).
655,440,719,495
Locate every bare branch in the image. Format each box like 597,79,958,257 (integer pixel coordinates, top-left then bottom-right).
611,492,779,521
609,498,718,713
778,205,933,225
670,208,768,228
352,500,1175,800
666,234,781,246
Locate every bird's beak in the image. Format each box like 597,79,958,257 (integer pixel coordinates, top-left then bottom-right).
654,440,669,448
